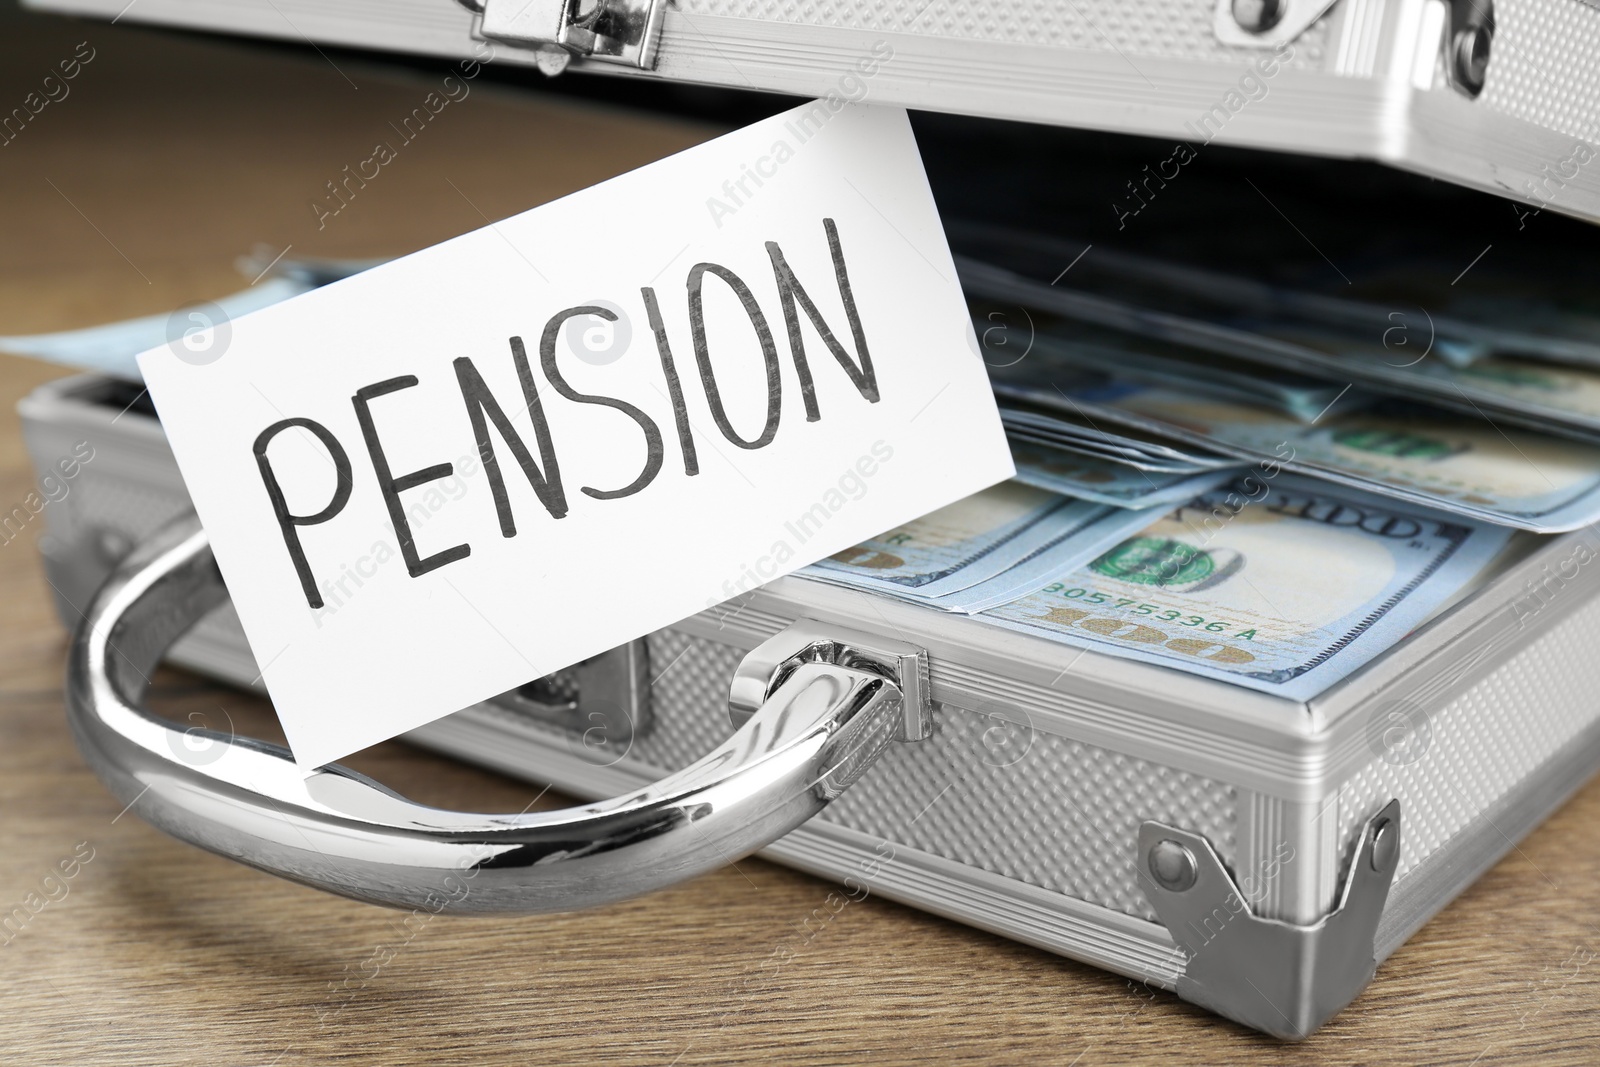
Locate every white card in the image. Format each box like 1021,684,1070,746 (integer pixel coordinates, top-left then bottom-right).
138,102,1013,769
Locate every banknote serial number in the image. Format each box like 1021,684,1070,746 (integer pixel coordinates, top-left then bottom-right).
1041,584,1260,640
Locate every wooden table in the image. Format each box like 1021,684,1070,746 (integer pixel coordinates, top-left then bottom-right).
0,8,1596,1064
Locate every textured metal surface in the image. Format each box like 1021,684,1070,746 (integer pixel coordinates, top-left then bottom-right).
1338,589,1600,885
826,707,1240,920
625,629,747,767
31,0,1600,221
1479,0,1600,140
610,629,1241,921
677,0,1330,65
66,469,190,543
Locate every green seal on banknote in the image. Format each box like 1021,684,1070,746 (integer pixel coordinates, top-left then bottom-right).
1090,537,1215,587
1328,429,1464,462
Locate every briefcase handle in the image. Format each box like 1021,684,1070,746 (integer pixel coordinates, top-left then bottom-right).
65,516,931,913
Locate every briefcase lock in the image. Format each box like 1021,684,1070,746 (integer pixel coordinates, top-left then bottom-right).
64,515,931,913
489,639,652,755
459,0,666,73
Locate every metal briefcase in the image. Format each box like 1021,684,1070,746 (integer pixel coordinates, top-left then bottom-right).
21,0,1600,1041
22,372,1600,1039
24,0,1600,224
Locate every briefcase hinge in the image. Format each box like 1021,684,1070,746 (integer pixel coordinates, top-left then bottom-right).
459,0,666,73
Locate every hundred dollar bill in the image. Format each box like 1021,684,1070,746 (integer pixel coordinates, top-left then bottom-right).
962,253,1600,443
1002,413,1229,473
1096,389,1600,532
0,277,307,381
1100,243,1600,369
1257,323,1600,440
806,482,1125,598
971,296,1347,423
1009,438,1241,509
949,221,1600,368
998,399,1237,472
979,476,1513,700
804,482,1155,609
0,253,379,381
991,348,1600,533
1321,258,1600,368
933,501,1176,613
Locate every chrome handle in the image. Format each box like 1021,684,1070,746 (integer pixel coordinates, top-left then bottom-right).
66,516,929,913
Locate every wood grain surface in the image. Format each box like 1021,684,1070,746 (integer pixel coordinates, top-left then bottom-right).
0,8,1597,1064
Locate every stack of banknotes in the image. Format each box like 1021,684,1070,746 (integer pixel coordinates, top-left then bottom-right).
0,247,380,380
805,221,1600,702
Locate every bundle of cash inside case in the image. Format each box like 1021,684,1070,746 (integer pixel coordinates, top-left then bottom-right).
807,221,1595,701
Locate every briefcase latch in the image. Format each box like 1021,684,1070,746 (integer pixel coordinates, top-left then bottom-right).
487,639,652,752
728,619,934,745
460,0,666,73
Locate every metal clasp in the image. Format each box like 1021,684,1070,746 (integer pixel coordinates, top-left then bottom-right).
728,619,933,743
488,639,651,748
459,0,666,72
